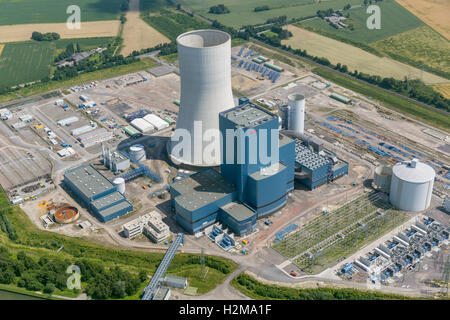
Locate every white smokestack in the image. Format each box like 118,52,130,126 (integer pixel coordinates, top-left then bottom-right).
288,94,305,134
169,29,235,166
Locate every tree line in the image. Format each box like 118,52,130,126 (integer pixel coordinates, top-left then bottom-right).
31,32,60,42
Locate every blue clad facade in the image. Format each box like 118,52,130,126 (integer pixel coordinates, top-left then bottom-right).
170,102,295,236
64,165,133,223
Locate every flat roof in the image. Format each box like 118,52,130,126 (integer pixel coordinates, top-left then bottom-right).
249,162,286,181
91,191,125,211
172,168,235,211
392,160,435,183
97,199,132,218
279,133,294,147
64,165,115,198
221,102,276,128
110,151,128,164
221,202,255,222
153,287,170,300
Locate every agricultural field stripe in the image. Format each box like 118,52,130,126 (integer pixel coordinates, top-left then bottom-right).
0,44,4,56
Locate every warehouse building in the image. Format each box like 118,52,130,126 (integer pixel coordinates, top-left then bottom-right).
64,165,133,222
170,102,295,236
143,114,169,131
77,128,113,147
57,116,79,126
131,118,154,133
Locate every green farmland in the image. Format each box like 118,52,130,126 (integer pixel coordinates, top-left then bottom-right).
0,42,54,88
0,0,123,25
142,10,210,41
299,0,424,44
180,0,363,28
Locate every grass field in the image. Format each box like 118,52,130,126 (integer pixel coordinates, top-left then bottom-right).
180,0,363,28
54,37,114,51
396,0,450,40
0,0,123,25
0,42,54,88
121,0,169,56
142,9,210,41
5,57,158,98
312,67,450,130
299,0,423,44
0,21,120,43
372,25,450,74
432,83,450,99
282,25,448,85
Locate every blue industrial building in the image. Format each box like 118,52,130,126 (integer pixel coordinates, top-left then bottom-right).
64,165,133,222
293,139,349,190
170,102,295,236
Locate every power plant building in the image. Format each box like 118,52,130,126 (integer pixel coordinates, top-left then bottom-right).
64,165,133,222
77,128,113,147
170,102,295,236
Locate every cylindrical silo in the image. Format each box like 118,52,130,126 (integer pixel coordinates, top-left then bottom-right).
129,144,146,162
169,30,235,166
113,177,126,194
374,165,392,193
288,93,305,134
389,159,435,212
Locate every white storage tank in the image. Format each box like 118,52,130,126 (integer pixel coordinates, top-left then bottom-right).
288,93,305,134
129,144,146,162
374,165,392,193
389,159,435,212
113,177,126,194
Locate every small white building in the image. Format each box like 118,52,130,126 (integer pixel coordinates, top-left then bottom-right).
57,147,76,157
19,114,33,122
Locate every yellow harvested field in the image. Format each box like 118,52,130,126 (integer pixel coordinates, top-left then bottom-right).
0,21,120,43
396,0,450,40
121,0,169,56
0,44,4,56
283,25,449,85
431,83,450,99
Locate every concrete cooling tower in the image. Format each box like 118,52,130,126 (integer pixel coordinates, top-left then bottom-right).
169,29,235,166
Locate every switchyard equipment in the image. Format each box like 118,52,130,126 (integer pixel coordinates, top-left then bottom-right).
169,30,235,167
142,233,184,300
389,159,435,212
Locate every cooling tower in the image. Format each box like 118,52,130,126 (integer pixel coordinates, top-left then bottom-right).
288,94,305,134
169,30,235,166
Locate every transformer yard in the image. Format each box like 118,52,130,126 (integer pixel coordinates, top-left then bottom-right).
0,36,448,300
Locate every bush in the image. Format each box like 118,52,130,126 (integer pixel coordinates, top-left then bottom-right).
44,283,55,294
209,4,230,14
31,31,60,41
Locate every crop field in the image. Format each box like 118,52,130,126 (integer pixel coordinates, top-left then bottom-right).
432,84,450,99
180,0,362,28
298,0,423,44
0,0,123,25
396,0,450,40
0,42,54,88
282,25,448,85
0,21,120,43
121,0,169,56
372,26,450,75
142,10,210,41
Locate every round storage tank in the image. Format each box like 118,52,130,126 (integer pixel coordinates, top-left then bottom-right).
374,165,392,193
389,159,435,212
54,206,79,224
129,144,146,162
288,93,305,134
113,177,126,194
